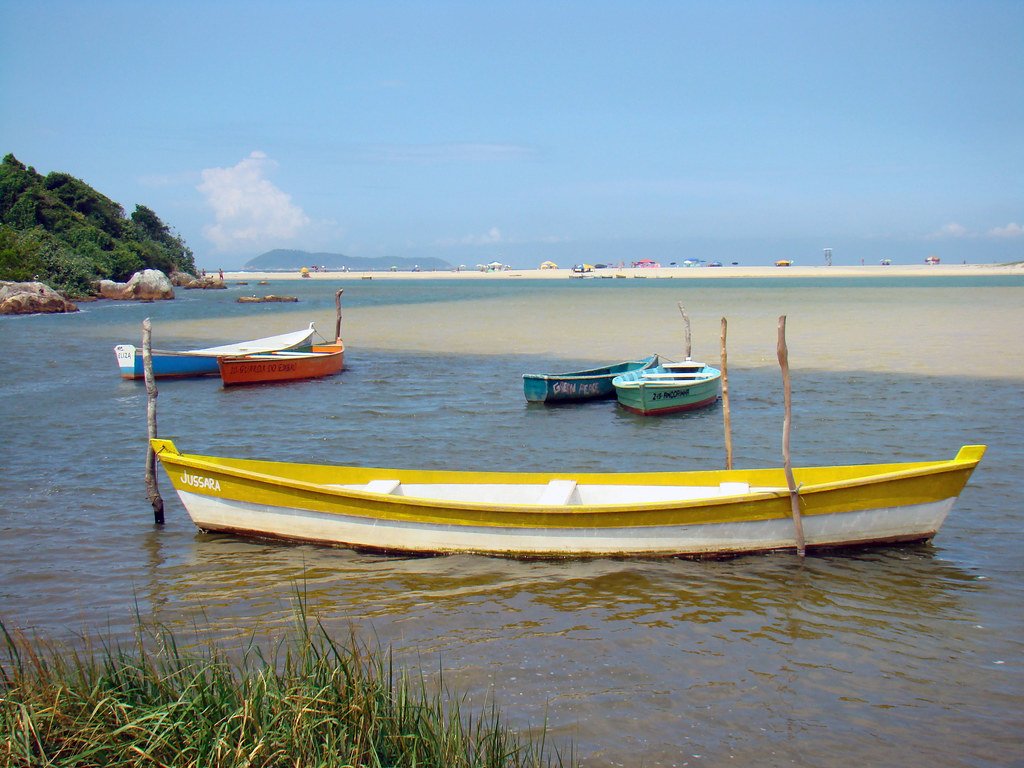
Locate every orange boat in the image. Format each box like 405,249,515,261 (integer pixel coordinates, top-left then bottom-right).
217,340,344,386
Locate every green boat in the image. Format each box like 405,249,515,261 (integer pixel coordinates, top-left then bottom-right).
523,355,659,403
612,360,722,415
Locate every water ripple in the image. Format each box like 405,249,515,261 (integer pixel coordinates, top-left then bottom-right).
1,279,1021,766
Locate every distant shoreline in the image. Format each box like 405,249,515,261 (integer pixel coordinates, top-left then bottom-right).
222,263,1024,281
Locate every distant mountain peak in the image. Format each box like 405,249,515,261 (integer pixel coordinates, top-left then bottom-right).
244,249,453,272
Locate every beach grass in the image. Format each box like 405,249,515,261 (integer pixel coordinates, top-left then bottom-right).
1,610,571,768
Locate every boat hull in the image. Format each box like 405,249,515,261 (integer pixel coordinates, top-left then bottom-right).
115,325,317,380
613,363,722,415
523,356,658,403
218,343,344,385
174,491,957,557
152,440,985,558
115,347,221,379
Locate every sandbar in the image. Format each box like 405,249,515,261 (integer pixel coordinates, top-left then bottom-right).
200,263,1024,379
223,263,1023,282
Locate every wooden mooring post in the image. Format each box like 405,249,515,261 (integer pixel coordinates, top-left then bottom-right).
777,315,805,556
721,317,733,470
142,318,164,524
334,288,344,342
677,302,692,359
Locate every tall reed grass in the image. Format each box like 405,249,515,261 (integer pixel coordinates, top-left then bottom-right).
1,611,572,767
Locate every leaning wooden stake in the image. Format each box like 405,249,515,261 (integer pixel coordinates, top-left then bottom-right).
777,315,805,556
721,317,733,470
677,302,692,359
142,318,164,524
334,288,344,342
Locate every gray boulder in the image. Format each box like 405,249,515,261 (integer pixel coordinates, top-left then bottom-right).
0,281,79,314
170,271,227,289
99,269,175,300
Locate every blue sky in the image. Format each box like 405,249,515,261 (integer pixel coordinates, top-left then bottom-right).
2,1,1022,269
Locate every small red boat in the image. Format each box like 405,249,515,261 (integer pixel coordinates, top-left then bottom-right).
217,340,344,386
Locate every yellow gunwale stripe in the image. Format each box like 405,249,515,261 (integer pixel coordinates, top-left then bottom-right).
153,440,985,529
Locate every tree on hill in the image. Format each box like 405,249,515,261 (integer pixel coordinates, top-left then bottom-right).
0,153,196,296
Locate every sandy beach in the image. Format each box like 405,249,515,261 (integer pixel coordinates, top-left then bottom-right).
223,262,1023,281
203,263,1024,380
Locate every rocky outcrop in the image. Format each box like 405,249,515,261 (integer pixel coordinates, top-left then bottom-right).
236,295,299,303
98,269,175,301
171,271,227,289
0,281,79,314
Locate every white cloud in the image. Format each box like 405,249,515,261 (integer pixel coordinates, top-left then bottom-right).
434,228,571,248
137,170,199,188
464,226,503,245
437,227,504,247
926,221,1024,241
930,222,969,239
197,151,310,252
988,222,1023,239
375,143,535,164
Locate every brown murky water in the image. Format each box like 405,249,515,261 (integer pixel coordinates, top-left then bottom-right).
2,276,1021,766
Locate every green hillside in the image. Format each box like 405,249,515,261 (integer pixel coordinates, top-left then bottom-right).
0,154,196,296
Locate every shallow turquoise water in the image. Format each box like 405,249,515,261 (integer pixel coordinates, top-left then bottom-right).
1,277,1021,766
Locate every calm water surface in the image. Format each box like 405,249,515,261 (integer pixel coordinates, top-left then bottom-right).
1,277,1022,767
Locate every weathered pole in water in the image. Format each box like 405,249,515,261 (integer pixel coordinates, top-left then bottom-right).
334,288,344,342
777,315,805,556
677,302,691,359
721,317,733,470
142,318,164,524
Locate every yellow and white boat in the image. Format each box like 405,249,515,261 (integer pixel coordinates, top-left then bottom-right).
151,440,985,558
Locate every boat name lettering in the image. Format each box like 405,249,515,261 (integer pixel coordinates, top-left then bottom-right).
652,388,690,401
552,381,601,396
180,471,221,491
236,362,299,374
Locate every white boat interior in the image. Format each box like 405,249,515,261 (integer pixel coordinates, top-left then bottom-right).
661,361,707,370
229,350,337,360
332,479,783,506
640,372,717,380
167,323,318,357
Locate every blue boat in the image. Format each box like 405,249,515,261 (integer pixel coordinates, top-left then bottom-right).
523,355,659,403
115,324,317,379
612,360,721,415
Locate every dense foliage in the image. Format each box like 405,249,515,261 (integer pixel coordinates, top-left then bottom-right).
0,154,196,296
